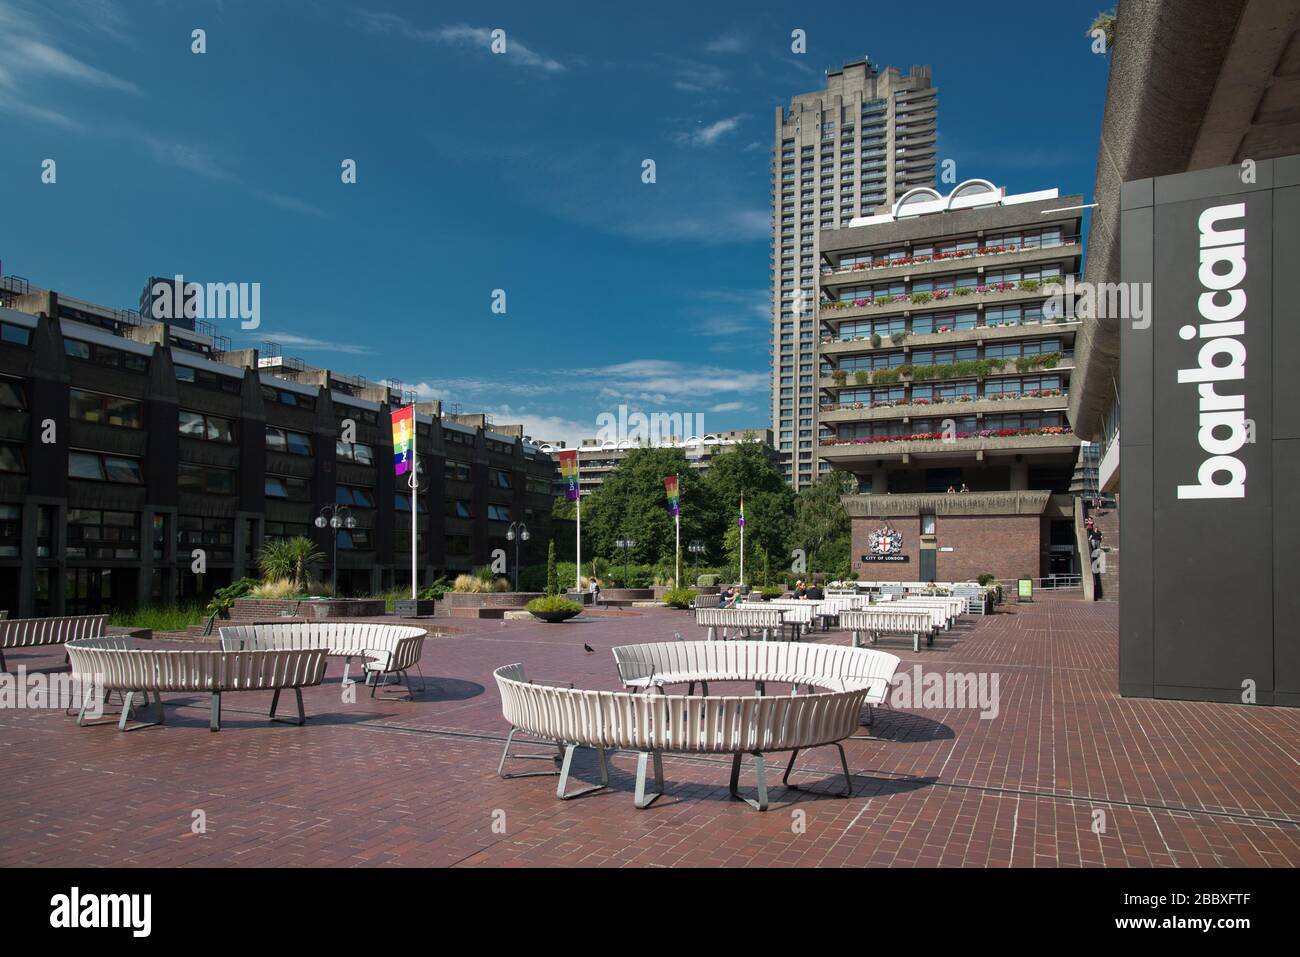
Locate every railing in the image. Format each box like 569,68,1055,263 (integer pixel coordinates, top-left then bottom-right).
820,389,1067,413
822,238,1081,278
820,425,1074,448
820,275,1081,313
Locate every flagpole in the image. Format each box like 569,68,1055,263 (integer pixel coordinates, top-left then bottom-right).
674,474,681,588
575,457,582,593
409,409,418,600
739,496,745,587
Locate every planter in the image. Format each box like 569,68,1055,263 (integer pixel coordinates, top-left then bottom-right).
529,609,581,623
395,599,436,618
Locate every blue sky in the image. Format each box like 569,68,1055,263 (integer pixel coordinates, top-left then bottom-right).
0,0,1109,445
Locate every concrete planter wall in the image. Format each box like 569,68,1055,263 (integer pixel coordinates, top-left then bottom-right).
441,592,544,611
598,588,654,602
229,598,385,620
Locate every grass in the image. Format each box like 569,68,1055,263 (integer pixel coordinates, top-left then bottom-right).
110,603,207,632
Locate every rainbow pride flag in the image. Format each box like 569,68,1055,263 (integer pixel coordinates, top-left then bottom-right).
391,406,414,475
738,496,745,528
558,449,580,501
664,475,680,517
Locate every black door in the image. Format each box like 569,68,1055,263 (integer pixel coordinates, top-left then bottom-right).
919,549,936,581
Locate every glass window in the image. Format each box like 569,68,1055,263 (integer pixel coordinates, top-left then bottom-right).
0,444,25,473
0,378,27,409
70,389,143,429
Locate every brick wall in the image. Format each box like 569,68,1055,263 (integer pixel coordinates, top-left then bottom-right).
851,514,1043,582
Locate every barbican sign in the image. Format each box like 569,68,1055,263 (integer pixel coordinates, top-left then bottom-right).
1119,158,1298,706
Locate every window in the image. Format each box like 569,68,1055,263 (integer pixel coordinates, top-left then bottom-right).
443,429,474,448
0,444,25,473
0,504,18,558
335,441,373,465
912,380,977,401
336,405,378,426
264,475,311,501
68,451,143,484
175,364,240,392
446,500,472,519
486,504,511,522
179,410,235,443
394,493,427,513
0,321,32,347
336,485,376,508
65,339,148,373
69,389,143,429
260,385,315,410
983,412,1066,431
445,460,471,482
0,378,26,409
265,521,311,541
178,462,235,495
337,528,372,550
267,426,313,456
67,509,139,560
178,515,233,563
985,338,1063,360
486,438,513,456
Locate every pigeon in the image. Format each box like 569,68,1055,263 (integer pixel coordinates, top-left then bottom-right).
673,632,683,642
583,643,594,654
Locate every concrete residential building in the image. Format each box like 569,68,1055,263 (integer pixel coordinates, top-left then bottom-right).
815,181,1086,583
561,428,777,497
771,60,937,491
0,274,558,616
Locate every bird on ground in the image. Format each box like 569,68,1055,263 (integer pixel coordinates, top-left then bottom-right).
583,643,594,654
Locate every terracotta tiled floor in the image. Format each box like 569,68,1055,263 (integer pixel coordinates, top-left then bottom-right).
1,595,1296,867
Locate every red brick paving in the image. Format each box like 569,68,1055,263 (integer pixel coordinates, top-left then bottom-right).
0,595,1296,867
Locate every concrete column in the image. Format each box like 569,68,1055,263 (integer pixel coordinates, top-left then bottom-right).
1010,461,1029,490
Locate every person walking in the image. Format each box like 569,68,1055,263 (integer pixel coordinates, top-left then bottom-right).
589,577,601,608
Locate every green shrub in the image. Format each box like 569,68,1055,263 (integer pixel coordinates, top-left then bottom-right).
526,595,582,614
697,574,720,587
545,541,559,596
661,588,697,609
759,585,784,599
977,573,996,586
257,536,324,592
419,577,450,601
205,577,256,616
110,603,206,632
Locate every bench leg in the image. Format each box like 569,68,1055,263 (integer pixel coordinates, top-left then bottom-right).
115,690,165,732
634,751,664,809
270,687,306,726
497,727,564,778
729,752,769,811
913,632,920,653
210,692,222,732
851,629,860,648
782,743,853,798
556,744,609,800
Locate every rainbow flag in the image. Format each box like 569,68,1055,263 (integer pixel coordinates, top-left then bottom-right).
558,449,580,501
664,475,680,517
391,406,414,475
738,496,745,528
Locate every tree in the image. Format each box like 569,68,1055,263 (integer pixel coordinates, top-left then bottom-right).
257,536,324,592
792,471,853,577
581,446,713,566
702,441,794,568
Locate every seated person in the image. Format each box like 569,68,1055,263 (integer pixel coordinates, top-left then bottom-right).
794,580,808,600
719,585,737,608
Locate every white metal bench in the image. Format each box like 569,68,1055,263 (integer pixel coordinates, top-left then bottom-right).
66,637,328,731
0,614,108,671
693,606,787,641
496,640,900,811
840,608,936,652
220,622,428,697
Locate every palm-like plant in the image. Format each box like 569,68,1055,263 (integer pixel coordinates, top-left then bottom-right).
257,536,324,593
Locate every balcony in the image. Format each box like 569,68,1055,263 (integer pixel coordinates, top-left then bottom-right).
820,239,1081,286
818,390,1068,423
817,356,1075,392
819,320,1081,354
818,278,1078,320
817,427,1078,462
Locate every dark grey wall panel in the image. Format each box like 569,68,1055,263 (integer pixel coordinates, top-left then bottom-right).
1120,158,1293,704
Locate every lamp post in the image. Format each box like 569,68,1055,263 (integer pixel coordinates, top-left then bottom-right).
314,504,356,596
688,540,706,576
615,534,637,587
506,521,530,591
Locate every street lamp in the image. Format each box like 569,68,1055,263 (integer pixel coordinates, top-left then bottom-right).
506,521,530,591
615,534,637,586
314,505,357,596
688,539,706,575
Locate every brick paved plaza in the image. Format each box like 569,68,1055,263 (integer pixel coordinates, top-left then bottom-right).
1,595,1297,868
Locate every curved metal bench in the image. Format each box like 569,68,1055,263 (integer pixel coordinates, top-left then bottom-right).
1,614,108,672
219,622,427,697
67,637,328,731
495,641,900,811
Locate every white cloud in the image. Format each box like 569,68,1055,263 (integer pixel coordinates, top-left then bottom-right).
360,12,566,73
11,38,138,93
671,61,727,92
704,31,748,54
254,332,374,356
709,401,745,413
674,115,745,148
